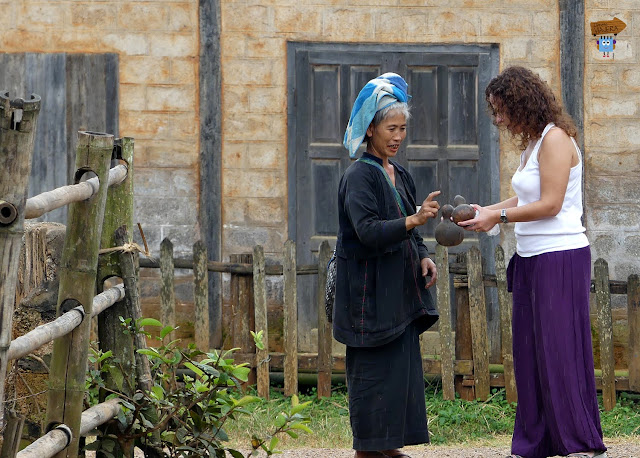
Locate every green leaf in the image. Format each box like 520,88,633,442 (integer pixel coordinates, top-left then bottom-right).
138,318,163,328
137,348,159,357
268,436,279,451
151,385,164,400
97,350,113,363
274,413,286,428
231,366,250,382
229,450,244,458
289,423,312,434
234,395,261,407
290,401,311,416
285,430,298,439
160,325,174,339
184,362,204,377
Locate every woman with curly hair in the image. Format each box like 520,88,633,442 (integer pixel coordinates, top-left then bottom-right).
458,66,607,458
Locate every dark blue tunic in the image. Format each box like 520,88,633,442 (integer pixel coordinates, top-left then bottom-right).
333,153,439,347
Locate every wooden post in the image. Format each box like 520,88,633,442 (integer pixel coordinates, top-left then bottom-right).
495,245,517,403
160,238,176,337
435,244,455,400
283,240,298,396
628,275,640,392
317,241,332,398
46,131,114,458
97,139,135,429
193,241,210,351
0,93,40,427
230,253,256,384
454,253,474,400
0,410,25,458
467,246,490,400
253,245,269,399
594,258,616,410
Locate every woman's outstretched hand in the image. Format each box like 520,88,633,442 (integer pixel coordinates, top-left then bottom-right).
406,191,441,230
457,204,499,232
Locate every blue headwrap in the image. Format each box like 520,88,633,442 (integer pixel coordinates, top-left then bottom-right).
343,72,411,158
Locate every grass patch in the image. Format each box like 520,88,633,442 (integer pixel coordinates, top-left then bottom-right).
225,378,640,450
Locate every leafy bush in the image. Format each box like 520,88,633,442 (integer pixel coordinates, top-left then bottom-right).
86,318,311,457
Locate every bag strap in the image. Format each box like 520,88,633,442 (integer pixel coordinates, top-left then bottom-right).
357,157,407,217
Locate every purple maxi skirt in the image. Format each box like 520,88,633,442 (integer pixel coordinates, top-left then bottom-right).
507,246,606,458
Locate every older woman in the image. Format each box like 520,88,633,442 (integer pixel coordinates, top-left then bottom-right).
333,73,440,458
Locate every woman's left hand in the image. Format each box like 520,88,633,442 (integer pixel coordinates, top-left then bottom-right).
421,257,437,289
457,204,499,233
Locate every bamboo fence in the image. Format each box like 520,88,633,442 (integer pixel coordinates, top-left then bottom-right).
142,240,639,410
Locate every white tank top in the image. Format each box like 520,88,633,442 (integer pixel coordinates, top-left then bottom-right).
511,123,589,257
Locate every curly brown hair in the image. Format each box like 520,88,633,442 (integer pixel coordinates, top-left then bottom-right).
485,66,577,149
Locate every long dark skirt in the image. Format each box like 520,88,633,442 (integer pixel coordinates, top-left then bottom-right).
508,246,606,458
345,321,429,451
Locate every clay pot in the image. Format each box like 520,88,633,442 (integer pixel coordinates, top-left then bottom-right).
435,204,465,247
451,194,476,224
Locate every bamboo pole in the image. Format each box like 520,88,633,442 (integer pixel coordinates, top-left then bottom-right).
18,398,122,458
467,246,490,400
628,275,640,392
283,240,298,396
7,285,125,361
435,244,455,400
594,258,616,410
46,131,114,458
160,238,176,338
316,241,332,398
24,164,127,220
253,245,270,399
193,240,210,351
0,92,41,428
495,245,517,403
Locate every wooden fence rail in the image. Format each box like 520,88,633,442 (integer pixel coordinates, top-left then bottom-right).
151,238,639,410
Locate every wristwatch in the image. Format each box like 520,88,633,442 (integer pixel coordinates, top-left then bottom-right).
500,209,508,224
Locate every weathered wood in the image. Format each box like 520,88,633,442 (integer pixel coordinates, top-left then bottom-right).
467,246,490,400
7,285,124,361
627,274,639,392
594,258,616,411
46,131,114,458
317,241,333,398
283,240,298,396
435,245,455,400
495,245,517,403
1,410,25,458
193,240,210,351
18,398,122,458
253,245,269,399
0,92,41,428
160,238,176,337
24,164,127,220
230,253,255,386
454,253,474,400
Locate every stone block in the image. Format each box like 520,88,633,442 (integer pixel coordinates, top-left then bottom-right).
224,85,250,114
222,142,247,169
170,112,198,140
119,84,147,111
621,65,640,90
223,169,286,198
222,4,272,32
118,3,169,31
134,195,198,227
140,140,199,168
246,142,282,169
585,150,640,177
323,9,374,40
223,198,248,224
375,9,428,40
586,120,640,147
121,57,172,84
591,93,639,117
532,10,559,33
624,234,640,258
429,10,479,40
169,57,198,85
222,59,277,86
586,65,617,91
71,4,117,28
248,86,286,114
168,3,197,32
147,85,197,111
531,39,558,64
224,112,286,142
245,198,286,225
103,33,149,55
120,111,172,139
223,224,287,255
481,12,532,37
134,167,198,197
589,231,624,262
222,34,247,58
22,2,65,27
149,33,197,57
274,6,322,34
246,36,284,59
503,38,532,61
586,176,640,204
161,224,199,256
585,204,640,230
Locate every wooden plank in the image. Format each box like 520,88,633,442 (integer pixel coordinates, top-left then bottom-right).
454,252,475,400
495,245,517,403
0,92,40,428
594,258,616,411
253,245,269,399
46,132,113,458
160,238,176,338
467,246,490,400
435,245,455,400
316,241,332,398
283,240,298,396
628,274,640,392
193,240,210,351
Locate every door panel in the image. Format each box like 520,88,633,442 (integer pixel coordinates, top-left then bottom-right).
288,43,499,351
